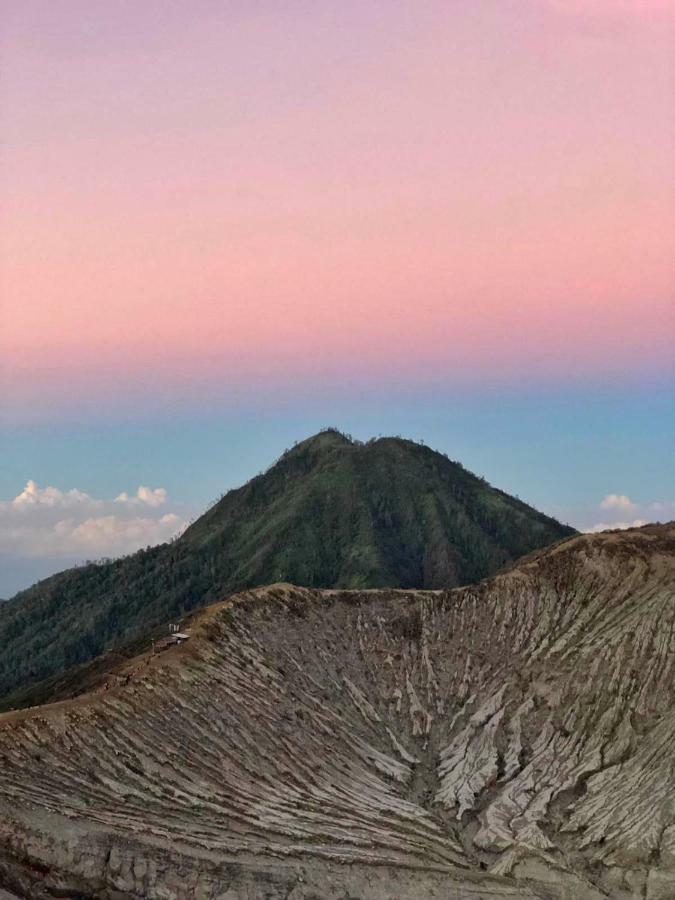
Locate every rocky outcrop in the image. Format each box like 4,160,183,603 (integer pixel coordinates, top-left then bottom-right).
0,524,673,898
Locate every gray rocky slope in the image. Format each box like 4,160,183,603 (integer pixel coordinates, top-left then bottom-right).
0,523,674,899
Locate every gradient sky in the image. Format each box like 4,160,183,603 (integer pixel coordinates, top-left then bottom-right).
1,1,674,595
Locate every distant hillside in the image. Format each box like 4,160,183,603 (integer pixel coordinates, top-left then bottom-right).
0,430,574,707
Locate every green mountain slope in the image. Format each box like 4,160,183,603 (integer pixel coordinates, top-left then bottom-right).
0,431,575,706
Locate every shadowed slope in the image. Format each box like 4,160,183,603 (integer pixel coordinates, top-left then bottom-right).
0,431,573,707
0,524,674,898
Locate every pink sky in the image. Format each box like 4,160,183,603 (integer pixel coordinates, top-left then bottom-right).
2,0,674,417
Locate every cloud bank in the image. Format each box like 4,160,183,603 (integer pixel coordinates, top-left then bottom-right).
0,481,187,561
585,518,648,534
599,494,636,511
585,496,675,534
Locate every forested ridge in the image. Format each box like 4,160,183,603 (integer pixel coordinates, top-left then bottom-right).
0,430,575,708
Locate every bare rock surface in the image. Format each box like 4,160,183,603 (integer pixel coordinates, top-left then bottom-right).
0,524,674,898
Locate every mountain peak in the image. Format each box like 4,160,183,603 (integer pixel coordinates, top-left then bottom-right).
285,428,355,455
0,433,575,709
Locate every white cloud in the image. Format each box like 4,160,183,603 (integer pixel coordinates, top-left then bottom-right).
9,480,99,510
0,481,186,561
53,513,182,553
600,494,636,511
579,493,675,534
585,519,648,534
115,486,167,508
